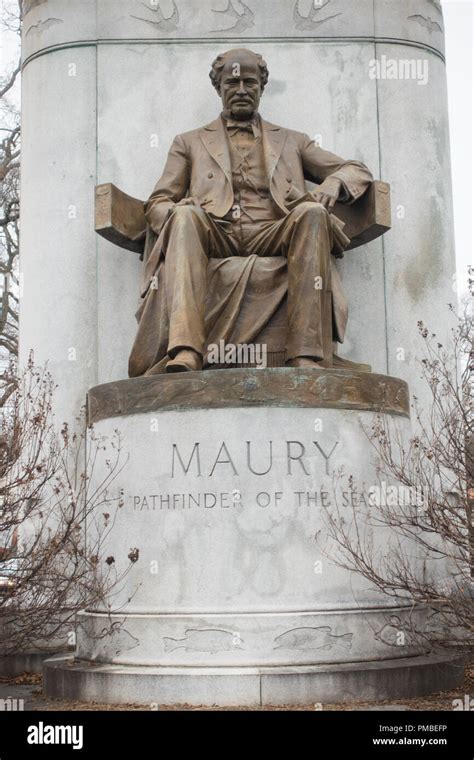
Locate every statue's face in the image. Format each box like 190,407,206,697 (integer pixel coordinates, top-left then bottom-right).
219,55,263,119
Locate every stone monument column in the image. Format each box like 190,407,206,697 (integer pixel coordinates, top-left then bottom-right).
20,0,99,421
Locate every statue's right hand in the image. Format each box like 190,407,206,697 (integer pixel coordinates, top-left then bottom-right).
176,197,201,207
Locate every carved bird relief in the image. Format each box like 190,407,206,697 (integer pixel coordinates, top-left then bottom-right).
294,0,342,31
407,14,443,33
426,0,442,12
22,0,48,16
131,0,180,33
210,0,255,34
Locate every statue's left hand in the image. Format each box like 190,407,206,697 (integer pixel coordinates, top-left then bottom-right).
176,197,202,208
312,177,342,211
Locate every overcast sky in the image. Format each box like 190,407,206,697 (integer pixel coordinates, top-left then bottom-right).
1,0,472,296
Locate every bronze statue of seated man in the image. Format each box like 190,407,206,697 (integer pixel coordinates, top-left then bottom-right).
128,47,374,376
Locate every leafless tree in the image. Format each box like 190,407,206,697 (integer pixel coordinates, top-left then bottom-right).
0,355,139,656
319,272,473,653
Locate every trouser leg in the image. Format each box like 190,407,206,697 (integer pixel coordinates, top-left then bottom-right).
248,202,333,362
162,206,233,358
285,203,332,361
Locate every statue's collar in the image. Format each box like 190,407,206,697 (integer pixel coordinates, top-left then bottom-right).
221,111,261,138
203,116,280,132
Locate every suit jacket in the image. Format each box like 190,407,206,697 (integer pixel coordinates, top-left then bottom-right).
145,116,373,235
139,117,373,342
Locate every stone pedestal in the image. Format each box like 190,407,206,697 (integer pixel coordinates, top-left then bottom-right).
43,369,464,705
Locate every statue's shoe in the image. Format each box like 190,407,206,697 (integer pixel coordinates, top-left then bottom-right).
166,350,203,373
332,354,372,373
285,357,332,369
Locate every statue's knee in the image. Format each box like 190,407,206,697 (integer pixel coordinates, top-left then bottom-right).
293,201,329,220
172,204,206,222
288,202,329,231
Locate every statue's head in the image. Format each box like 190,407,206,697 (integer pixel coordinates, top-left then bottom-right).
210,48,269,120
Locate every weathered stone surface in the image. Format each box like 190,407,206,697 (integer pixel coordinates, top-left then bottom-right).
81,403,415,617
21,1,446,66
75,607,426,668
45,396,462,703
19,46,98,421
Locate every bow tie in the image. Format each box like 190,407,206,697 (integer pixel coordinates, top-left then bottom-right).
225,118,261,138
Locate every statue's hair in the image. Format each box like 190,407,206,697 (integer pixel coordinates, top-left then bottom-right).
209,49,269,93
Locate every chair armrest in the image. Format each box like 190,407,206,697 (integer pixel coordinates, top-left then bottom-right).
95,183,146,253
333,180,391,251
95,180,391,255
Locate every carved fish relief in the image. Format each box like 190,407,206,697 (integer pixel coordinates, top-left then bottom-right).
273,625,353,651
163,628,244,653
